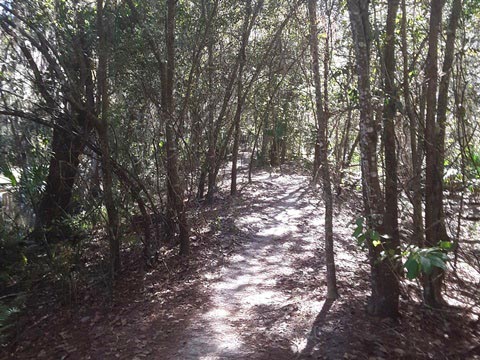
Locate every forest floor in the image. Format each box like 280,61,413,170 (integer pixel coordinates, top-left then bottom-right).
2,164,480,359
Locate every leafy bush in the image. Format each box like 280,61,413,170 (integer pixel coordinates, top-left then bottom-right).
402,242,451,280
352,217,451,280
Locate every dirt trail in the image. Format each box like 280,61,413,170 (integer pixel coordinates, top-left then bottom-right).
166,171,325,359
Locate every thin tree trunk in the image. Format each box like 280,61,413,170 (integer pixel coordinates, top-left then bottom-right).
401,0,424,246
381,0,401,293
453,44,467,269
424,0,445,307
97,0,120,274
248,107,262,183
205,23,217,203
435,0,462,225
260,111,270,165
165,0,189,256
206,45,240,202
231,0,253,196
308,0,338,300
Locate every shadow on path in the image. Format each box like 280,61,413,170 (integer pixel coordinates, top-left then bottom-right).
299,298,335,358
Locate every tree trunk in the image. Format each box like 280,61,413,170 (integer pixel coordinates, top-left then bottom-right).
401,0,424,246
424,0,445,307
97,0,120,274
381,0,401,297
308,0,338,300
165,0,189,256
206,31,217,203
424,0,462,306
206,45,239,202
231,0,252,196
248,108,263,183
34,115,87,241
348,0,398,317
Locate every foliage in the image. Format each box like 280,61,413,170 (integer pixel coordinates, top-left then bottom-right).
0,300,22,346
352,217,452,280
402,242,451,280
0,218,27,345
352,216,383,250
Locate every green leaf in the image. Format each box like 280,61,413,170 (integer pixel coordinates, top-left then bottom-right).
371,230,380,241
429,255,447,270
357,233,366,247
353,226,363,238
355,217,364,227
404,257,420,280
420,256,433,274
1,168,17,186
439,241,452,250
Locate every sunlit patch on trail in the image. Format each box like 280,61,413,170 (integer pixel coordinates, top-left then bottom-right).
257,225,295,237
290,337,309,353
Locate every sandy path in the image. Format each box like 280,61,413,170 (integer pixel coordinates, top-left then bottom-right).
166,171,328,359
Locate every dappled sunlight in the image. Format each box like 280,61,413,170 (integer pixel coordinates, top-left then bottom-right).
29,167,474,360
172,170,333,358
127,169,372,360
290,337,309,353
10,166,479,360
257,225,295,237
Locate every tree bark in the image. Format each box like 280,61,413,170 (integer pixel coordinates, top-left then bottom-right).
424,0,461,307
308,0,338,300
164,0,190,256
381,0,401,299
401,0,424,247
97,0,120,274
34,114,88,240
205,3,218,203
348,0,399,317
424,0,444,307
231,0,253,196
